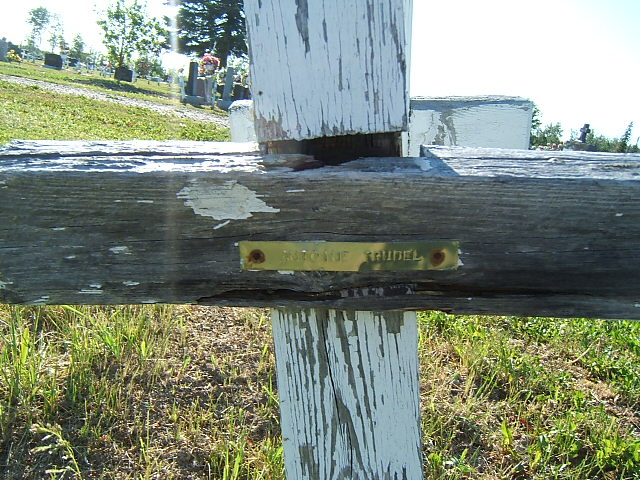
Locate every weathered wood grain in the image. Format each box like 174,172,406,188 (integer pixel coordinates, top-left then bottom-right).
244,0,412,142
1,140,640,318
272,309,422,479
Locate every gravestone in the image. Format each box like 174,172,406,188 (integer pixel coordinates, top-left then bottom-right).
186,61,199,96
0,38,7,62
217,67,235,110
114,67,134,83
229,100,257,142
44,53,63,70
406,96,533,154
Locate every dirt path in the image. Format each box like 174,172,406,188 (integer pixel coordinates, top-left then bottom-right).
0,73,229,128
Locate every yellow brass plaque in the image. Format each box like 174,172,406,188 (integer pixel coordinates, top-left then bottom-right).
239,241,460,272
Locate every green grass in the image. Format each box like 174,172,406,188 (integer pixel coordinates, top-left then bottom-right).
0,61,228,116
418,313,640,479
0,306,283,479
2,308,639,479
1,61,175,105
0,80,229,143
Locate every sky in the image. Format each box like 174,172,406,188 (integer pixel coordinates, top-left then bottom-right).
1,0,638,142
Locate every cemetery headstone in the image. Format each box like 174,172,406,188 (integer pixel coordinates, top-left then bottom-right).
114,67,134,82
44,53,63,70
0,38,7,62
217,67,236,110
186,61,199,96
229,100,257,142
407,96,533,155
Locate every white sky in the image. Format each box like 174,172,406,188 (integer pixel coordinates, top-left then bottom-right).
2,0,639,142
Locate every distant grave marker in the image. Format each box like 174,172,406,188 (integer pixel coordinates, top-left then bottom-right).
0,38,7,62
114,67,135,83
44,53,63,70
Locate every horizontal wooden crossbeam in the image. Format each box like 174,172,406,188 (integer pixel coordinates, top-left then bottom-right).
1,140,639,318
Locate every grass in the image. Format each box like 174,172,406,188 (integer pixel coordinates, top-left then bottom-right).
0,68,639,478
0,80,229,143
0,61,228,114
1,308,639,479
0,306,283,479
418,313,640,479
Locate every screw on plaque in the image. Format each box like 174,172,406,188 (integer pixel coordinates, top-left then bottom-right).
248,249,266,264
430,249,446,267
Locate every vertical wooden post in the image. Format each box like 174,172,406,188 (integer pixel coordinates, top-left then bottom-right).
244,1,420,478
272,309,423,479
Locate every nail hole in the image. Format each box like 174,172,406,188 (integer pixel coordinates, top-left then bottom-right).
430,249,446,267
248,249,266,264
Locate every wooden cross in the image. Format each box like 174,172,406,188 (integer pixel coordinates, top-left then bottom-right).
1,1,639,478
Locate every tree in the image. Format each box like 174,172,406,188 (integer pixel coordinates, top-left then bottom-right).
580,123,639,153
530,122,563,148
48,14,65,53
70,34,85,61
26,6,50,51
617,122,634,153
98,0,167,70
175,0,246,66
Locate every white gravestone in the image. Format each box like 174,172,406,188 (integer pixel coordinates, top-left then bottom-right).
407,96,533,155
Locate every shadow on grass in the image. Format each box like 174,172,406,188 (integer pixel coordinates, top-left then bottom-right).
70,77,174,99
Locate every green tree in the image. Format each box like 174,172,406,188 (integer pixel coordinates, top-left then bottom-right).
98,0,167,70
530,122,563,148
175,0,246,66
582,123,639,153
48,14,65,53
26,6,50,51
617,122,634,153
70,34,85,61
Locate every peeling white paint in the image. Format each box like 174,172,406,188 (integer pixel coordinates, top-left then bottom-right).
635,304,640,308
122,281,140,287
0,280,14,289
52,227,66,231
615,213,624,217
213,220,231,230
110,246,132,255
79,289,103,295
137,200,154,204
177,180,279,222
141,299,160,304
65,255,77,260
278,270,295,275
113,200,123,203
89,283,102,289
286,189,306,193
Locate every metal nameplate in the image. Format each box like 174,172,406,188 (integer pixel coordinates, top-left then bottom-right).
239,241,460,272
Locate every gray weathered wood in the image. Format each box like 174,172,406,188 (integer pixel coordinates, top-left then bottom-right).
1,140,639,319
272,309,422,479
244,0,412,142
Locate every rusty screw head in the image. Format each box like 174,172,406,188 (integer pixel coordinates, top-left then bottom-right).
248,249,266,264
430,249,446,267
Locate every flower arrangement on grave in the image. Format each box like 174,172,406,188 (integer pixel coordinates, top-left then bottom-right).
199,52,220,76
7,50,22,63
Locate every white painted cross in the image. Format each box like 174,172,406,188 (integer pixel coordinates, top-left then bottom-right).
244,1,422,478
